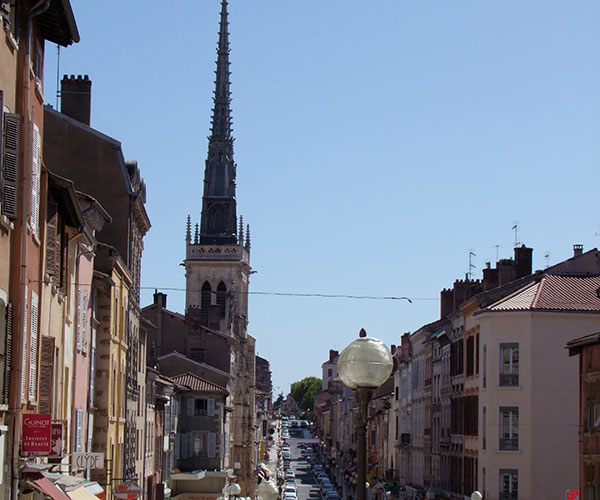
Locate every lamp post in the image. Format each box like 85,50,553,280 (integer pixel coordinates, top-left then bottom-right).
337,329,394,500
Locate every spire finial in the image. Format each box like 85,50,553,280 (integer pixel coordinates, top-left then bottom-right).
194,223,200,244
186,215,192,242
238,215,244,244
245,223,251,249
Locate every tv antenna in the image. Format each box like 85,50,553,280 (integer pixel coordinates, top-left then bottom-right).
544,251,550,268
55,44,60,109
492,244,501,263
512,222,520,247
468,250,476,280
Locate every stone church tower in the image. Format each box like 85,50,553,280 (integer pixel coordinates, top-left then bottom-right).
184,0,257,495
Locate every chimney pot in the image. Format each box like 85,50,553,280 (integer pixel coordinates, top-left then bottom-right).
573,244,584,257
61,74,92,125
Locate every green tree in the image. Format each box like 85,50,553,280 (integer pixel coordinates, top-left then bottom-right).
290,376,322,411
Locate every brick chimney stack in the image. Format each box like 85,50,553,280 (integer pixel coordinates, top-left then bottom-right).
573,244,584,257
61,74,91,125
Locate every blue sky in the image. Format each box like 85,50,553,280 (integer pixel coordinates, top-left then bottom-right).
44,1,600,396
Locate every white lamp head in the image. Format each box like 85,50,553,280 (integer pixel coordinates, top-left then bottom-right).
337,329,394,389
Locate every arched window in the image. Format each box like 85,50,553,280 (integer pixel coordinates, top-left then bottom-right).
217,282,227,318
201,282,212,310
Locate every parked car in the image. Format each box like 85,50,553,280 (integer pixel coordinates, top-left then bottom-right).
326,492,341,500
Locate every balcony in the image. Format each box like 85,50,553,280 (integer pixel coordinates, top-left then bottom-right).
499,438,519,451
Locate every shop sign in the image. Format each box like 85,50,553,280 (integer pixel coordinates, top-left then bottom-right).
113,481,142,499
72,452,104,470
21,413,51,455
50,423,63,458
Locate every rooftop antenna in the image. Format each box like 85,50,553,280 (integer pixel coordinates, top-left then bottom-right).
55,44,60,109
493,244,501,263
512,222,520,247
468,250,476,280
544,251,550,268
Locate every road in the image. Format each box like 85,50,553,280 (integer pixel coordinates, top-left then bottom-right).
284,426,322,500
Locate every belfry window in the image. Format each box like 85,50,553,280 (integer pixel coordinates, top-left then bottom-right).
201,282,212,310
217,282,227,318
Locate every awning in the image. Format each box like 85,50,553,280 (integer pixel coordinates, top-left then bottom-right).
33,478,71,500
68,487,99,500
84,482,105,499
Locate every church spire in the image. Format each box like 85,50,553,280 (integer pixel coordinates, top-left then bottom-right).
199,0,238,245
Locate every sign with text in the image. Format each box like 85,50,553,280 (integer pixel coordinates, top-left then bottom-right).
50,423,63,458
21,413,51,455
72,452,104,471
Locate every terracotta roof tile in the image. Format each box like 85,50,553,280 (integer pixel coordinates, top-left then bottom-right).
489,274,600,312
170,373,228,394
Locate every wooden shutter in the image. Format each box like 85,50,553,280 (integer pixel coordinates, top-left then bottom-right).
174,433,180,459
38,336,55,415
28,291,38,402
187,397,194,416
207,397,215,416
207,432,216,458
30,124,40,235
45,202,59,278
2,113,19,220
88,345,95,408
2,302,12,405
20,289,27,400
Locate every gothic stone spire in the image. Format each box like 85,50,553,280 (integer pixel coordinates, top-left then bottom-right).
200,0,237,245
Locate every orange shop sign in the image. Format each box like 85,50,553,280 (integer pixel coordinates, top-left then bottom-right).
21,413,51,455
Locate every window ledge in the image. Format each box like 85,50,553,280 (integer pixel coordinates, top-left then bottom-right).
497,385,522,390
5,30,18,51
497,449,522,454
0,214,13,233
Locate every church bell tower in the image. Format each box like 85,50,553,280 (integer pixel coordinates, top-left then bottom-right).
184,0,251,335
183,2,256,495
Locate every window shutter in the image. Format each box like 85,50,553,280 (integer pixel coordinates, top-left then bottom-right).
2,113,19,220
88,345,96,408
76,288,81,350
186,432,193,458
20,289,27,401
75,408,84,452
38,336,55,415
174,433,180,459
207,432,216,458
30,124,40,235
28,291,39,402
82,292,88,353
45,202,59,277
187,397,194,416
207,397,215,416
2,302,12,405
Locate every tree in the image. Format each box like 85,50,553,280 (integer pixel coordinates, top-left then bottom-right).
290,376,322,411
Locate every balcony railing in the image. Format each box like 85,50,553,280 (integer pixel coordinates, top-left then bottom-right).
499,491,518,500
500,374,519,387
499,437,519,450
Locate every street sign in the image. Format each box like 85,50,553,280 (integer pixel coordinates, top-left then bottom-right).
72,452,104,470
113,481,142,499
566,489,580,500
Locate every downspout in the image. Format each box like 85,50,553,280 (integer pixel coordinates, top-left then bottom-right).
11,2,51,499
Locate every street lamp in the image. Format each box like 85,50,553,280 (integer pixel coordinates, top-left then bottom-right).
337,328,394,500
471,491,483,500
256,479,278,500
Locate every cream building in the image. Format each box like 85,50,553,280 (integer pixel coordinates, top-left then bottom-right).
476,273,600,500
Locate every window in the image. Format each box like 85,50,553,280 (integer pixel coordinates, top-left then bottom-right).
217,282,226,318
30,124,40,236
499,469,518,499
482,406,486,450
327,368,332,377
201,281,212,310
483,345,487,388
466,336,474,376
500,343,519,386
187,397,215,417
499,407,519,450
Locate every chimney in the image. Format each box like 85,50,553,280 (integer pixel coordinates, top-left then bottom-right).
329,350,338,362
153,291,167,309
390,345,396,355
60,74,91,125
440,288,454,319
498,258,517,286
573,244,584,257
514,245,533,279
482,262,499,291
